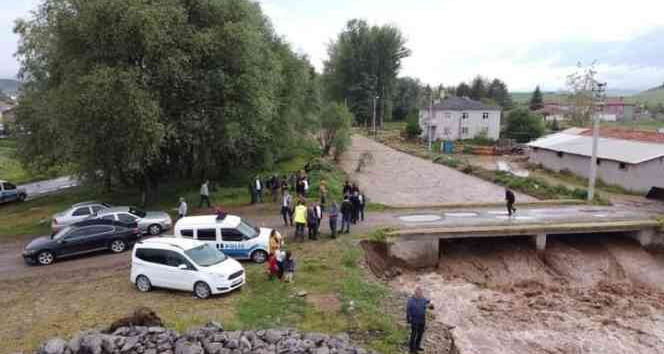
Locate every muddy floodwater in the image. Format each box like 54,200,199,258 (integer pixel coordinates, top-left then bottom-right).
390,235,664,354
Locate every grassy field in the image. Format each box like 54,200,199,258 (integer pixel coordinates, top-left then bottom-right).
625,87,664,105
2,236,407,353
0,139,71,184
603,118,664,131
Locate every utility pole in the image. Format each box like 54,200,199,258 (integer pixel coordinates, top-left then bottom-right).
428,97,433,151
372,96,379,137
587,81,606,203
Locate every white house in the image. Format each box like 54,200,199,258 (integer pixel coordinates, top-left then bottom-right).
419,96,501,141
527,128,664,193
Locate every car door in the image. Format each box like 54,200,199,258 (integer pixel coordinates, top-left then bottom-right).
86,225,116,249
56,227,92,256
135,249,169,288
1,182,18,202
195,228,218,250
163,250,196,291
220,228,247,258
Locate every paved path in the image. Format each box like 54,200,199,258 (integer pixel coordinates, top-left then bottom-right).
339,135,535,207
19,176,79,200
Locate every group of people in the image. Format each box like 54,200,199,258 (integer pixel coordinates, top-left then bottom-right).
279,179,367,240
266,230,296,282
250,171,312,204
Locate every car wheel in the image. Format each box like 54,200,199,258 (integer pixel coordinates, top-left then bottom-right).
194,281,212,299
109,239,127,253
251,250,268,264
37,251,55,266
18,193,26,202
135,275,152,292
148,224,162,236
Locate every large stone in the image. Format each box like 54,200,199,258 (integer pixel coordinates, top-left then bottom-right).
304,333,329,346
175,341,203,354
264,330,284,344
80,333,104,354
41,338,67,354
205,322,223,331
101,335,119,353
203,342,224,354
314,346,331,354
225,339,239,349
149,327,166,334
144,349,157,354
122,336,141,353
239,336,252,351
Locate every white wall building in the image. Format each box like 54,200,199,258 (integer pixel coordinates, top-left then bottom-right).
419,96,501,140
527,129,664,193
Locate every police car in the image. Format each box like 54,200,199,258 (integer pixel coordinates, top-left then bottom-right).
0,180,27,204
173,214,271,263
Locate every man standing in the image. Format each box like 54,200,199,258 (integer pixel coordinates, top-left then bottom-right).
199,180,211,208
505,188,516,217
293,201,307,242
177,197,188,219
255,176,263,203
328,201,339,238
406,287,434,353
314,202,323,237
340,196,353,234
307,202,318,240
281,190,293,226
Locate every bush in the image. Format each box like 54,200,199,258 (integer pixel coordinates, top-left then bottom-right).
307,157,335,172
404,120,422,139
433,155,461,168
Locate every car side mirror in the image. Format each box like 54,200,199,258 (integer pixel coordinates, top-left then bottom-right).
178,264,188,270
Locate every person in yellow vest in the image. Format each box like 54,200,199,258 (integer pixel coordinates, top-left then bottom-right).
293,200,307,242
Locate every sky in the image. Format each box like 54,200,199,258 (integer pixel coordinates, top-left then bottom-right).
2,0,664,92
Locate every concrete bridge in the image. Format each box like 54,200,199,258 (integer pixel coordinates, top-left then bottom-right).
385,205,662,268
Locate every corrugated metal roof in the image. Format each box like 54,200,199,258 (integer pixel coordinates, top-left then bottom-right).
431,96,500,111
527,132,664,164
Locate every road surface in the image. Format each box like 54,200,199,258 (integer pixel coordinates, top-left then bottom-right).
19,176,79,200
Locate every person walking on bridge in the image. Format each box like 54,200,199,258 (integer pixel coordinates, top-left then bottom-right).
505,187,516,217
406,287,434,353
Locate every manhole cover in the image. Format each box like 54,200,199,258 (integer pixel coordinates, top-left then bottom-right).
444,212,478,217
399,214,443,222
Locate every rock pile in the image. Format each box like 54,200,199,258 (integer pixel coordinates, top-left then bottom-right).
37,322,379,354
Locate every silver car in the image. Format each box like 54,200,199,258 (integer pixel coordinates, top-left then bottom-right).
51,201,112,232
94,206,172,235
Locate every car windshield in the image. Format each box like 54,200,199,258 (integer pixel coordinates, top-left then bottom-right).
185,244,227,267
129,207,146,218
53,226,72,239
237,220,259,239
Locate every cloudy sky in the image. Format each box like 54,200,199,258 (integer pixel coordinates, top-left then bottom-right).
2,0,664,92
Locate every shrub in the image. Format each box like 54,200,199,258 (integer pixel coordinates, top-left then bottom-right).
404,120,422,139
433,155,461,168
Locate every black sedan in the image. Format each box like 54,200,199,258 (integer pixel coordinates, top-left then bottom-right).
22,219,141,266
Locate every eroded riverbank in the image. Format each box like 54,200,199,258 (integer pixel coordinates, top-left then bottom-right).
380,235,664,353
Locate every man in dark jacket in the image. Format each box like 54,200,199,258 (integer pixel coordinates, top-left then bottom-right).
340,196,353,234
307,203,318,240
406,287,434,353
505,188,516,217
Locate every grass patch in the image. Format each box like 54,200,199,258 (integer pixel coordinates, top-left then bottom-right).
0,138,71,184
2,237,406,353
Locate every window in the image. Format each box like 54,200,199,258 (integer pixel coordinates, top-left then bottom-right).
180,229,194,238
482,112,489,119
480,127,489,135
65,228,89,239
237,221,259,239
444,113,452,119
533,147,539,152
619,162,628,170
164,251,193,268
557,151,564,158
3,183,16,190
118,213,137,223
185,244,227,267
443,127,451,135
221,229,245,242
87,226,114,235
72,207,92,217
462,113,469,120
135,248,167,265
91,205,106,213
101,215,115,221
196,228,217,241
461,127,469,135
596,159,602,166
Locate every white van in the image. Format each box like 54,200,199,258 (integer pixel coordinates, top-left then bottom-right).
173,214,271,263
130,237,245,298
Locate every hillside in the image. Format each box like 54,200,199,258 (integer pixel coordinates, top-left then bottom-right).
511,91,568,104
627,86,664,105
0,79,20,95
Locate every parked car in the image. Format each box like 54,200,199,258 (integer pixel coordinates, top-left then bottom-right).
130,237,246,298
173,214,270,263
93,206,172,236
0,180,27,204
22,219,141,266
51,201,113,232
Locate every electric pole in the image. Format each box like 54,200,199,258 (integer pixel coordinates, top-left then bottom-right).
428,97,433,151
372,96,379,137
587,81,606,203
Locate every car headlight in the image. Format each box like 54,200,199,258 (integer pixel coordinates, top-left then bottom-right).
23,249,38,255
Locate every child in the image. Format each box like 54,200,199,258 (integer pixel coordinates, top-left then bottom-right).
266,253,279,280
283,251,295,283
275,248,286,279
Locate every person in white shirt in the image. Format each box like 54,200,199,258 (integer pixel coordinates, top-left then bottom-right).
281,190,293,226
255,176,263,203
199,180,210,208
177,197,188,219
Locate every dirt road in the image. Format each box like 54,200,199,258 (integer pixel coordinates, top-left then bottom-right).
339,135,535,207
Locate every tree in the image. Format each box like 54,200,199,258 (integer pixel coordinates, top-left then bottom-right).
469,76,487,101
404,111,422,139
392,77,423,121
323,20,410,127
529,85,544,111
14,0,319,202
487,79,514,109
504,108,545,143
566,62,598,126
317,103,353,160
456,82,471,97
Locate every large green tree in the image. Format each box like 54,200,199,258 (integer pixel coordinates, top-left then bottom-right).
469,76,487,101
323,19,410,127
487,79,514,109
317,102,353,160
14,0,319,201
392,77,423,121
503,108,545,143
